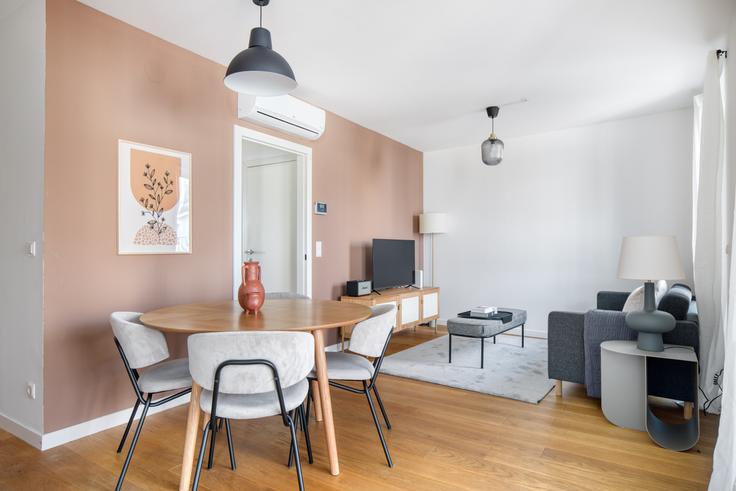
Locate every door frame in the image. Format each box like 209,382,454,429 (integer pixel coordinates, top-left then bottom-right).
232,125,312,299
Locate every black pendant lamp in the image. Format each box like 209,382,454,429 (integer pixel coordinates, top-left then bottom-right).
481,106,504,166
224,0,297,96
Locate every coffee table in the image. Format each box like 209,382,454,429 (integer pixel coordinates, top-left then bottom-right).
447,308,527,368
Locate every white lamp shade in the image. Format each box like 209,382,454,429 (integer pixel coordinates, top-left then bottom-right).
419,213,448,234
617,235,686,280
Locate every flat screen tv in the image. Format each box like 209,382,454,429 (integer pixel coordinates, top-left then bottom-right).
372,239,415,290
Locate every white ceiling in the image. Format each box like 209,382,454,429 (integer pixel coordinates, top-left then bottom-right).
79,0,733,152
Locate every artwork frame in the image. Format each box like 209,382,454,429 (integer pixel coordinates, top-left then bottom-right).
118,140,192,255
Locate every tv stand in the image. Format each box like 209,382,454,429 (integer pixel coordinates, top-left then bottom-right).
340,286,440,337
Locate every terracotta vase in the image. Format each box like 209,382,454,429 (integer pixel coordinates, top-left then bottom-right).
238,261,265,314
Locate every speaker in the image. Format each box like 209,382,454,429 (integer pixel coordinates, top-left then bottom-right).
346,280,372,296
414,270,423,289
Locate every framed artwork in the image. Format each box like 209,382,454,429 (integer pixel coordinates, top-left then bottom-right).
118,140,191,254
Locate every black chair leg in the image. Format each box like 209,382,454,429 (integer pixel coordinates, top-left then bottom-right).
206,417,219,469
115,395,151,491
364,384,393,467
116,399,140,453
372,384,392,430
305,386,312,422
481,337,485,369
191,422,212,491
286,415,305,491
225,419,236,471
287,409,298,468
298,404,313,464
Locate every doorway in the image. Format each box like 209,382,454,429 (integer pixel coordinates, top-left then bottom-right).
233,126,312,299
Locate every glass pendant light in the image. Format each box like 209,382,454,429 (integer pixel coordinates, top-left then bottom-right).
224,0,297,96
481,106,504,166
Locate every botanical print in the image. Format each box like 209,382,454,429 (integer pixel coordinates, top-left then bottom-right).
118,141,191,254
130,149,180,246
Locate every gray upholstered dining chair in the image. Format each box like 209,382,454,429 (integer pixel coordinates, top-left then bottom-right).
110,312,204,491
188,331,315,491
305,304,396,467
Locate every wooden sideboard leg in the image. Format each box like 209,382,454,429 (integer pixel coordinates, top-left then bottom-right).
684,401,693,420
556,380,563,397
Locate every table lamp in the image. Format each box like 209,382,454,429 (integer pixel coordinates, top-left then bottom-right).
419,213,448,287
617,235,686,351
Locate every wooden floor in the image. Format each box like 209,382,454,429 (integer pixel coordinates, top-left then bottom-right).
0,328,718,490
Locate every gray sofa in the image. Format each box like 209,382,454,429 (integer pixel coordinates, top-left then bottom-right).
548,284,699,402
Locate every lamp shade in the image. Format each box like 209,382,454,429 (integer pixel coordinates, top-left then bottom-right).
419,213,448,234
617,235,686,280
224,27,297,96
481,136,504,166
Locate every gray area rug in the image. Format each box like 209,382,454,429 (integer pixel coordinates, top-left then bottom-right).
380,335,555,404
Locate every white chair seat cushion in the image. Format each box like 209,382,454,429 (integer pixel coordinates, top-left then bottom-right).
200,378,309,420
138,358,192,393
309,351,375,381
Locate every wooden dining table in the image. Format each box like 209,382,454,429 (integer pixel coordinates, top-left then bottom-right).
140,298,372,491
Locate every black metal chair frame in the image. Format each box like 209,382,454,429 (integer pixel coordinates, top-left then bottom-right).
113,337,192,491
192,358,312,491
305,331,394,468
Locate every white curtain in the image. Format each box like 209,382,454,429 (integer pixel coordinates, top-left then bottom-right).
706,42,735,490
693,51,728,415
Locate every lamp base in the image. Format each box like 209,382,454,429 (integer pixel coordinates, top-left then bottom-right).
636,331,665,352
625,309,676,352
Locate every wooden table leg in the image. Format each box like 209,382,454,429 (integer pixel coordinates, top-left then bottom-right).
179,382,202,491
313,329,340,475
310,379,323,421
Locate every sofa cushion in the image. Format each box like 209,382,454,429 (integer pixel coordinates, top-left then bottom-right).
658,284,693,321
622,280,667,312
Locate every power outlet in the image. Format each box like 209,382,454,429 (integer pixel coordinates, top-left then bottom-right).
26,382,36,400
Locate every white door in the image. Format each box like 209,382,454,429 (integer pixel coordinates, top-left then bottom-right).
233,127,312,300
243,142,299,294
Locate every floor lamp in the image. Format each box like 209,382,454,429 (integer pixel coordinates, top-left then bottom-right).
420,213,447,332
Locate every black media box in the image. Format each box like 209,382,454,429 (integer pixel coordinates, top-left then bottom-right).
346,280,372,296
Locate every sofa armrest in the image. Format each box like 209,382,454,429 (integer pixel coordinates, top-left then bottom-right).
547,311,585,384
596,291,629,311
583,309,636,398
663,321,700,355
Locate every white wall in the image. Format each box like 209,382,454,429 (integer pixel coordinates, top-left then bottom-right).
424,109,694,337
0,0,45,442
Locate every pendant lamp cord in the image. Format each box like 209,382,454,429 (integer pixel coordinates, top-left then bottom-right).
259,4,262,27
492,116,495,134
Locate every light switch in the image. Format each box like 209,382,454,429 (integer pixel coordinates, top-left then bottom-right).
315,241,322,258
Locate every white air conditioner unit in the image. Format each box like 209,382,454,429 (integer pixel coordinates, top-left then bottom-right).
238,93,326,141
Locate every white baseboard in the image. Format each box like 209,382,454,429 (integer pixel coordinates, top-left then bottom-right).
41,393,190,451
0,412,42,449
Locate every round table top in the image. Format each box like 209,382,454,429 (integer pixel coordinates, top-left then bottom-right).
140,299,372,334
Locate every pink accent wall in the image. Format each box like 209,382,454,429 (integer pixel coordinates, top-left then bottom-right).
43,0,422,432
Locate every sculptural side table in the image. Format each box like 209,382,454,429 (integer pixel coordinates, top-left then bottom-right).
600,340,699,451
